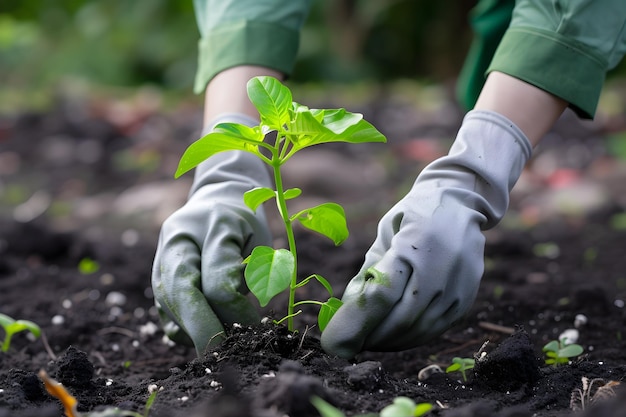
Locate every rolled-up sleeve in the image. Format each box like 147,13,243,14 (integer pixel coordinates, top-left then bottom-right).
192,0,313,93
488,0,626,118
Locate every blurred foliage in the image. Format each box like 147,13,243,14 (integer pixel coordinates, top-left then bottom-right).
3,0,625,96
0,0,476,94
0,1,198,91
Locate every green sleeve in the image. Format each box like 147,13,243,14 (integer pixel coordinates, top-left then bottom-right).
488,0,626,118
192,0,313,94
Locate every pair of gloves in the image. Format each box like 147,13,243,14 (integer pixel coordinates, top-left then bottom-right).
152,110,532,358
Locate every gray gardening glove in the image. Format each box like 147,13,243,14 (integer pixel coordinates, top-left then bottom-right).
321,110,532,358
152,114,272,356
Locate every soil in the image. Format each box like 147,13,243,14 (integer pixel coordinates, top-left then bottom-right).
1,86,626,417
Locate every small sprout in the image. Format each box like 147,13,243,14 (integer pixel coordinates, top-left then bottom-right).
0,313,41,352
380,397,433,417
532,242,560,259
78,257,100,274
445,357,475,382
310,396,385,417
543,337,584,366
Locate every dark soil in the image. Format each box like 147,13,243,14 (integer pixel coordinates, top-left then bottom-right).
1,88,626,417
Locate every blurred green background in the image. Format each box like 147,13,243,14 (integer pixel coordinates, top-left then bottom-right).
0,1,476,96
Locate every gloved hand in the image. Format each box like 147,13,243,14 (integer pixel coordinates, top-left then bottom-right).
321,110,532,358
152,114,272,356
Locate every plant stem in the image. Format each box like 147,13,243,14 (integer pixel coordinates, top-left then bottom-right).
1,335,11,352
271,147,298,332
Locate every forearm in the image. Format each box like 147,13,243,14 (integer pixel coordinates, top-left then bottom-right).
203,66,284,126
474,71,567,147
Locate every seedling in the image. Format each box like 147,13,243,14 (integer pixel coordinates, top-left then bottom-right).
175,76,386,332
542,337,584,366
0,312,41,352
78,257,100,275
445,357,475,382
379,397,433,417
311,396,431,417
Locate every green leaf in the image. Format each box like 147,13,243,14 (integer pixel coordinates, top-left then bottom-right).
380,397,417,417
243,246,294,307
243,187,275,212
0,313,14,328
414,403,434,417
283,187,302,200
445,363,461,373
318,297,343,331
313,274,334,297
310,396,345,417
292,203,348,245
78,257,99,274
287,107,386,154
558,344,583,358
543,340,560,352
175,126,265,178
8,320,41,338
247,76,292,129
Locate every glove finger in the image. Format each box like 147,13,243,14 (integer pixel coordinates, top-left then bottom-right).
152,233,227,355
320,251,411,358
200,223,261,327
366,295,461,350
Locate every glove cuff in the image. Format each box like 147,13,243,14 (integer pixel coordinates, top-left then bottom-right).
191,112,271,196
203,112,259,134
462,109,532,163
416,109,532,230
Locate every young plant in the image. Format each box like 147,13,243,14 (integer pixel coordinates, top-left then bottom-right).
379,397,433,417
311,396,432,417
0,312,41,352
542,337,584,366
445,357,476,382
175,76,386,332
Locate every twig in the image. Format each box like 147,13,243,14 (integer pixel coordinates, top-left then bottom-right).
435,338,484,356
298,325,314,351
478,321,515,334
97,326,136,338
40,331,57,360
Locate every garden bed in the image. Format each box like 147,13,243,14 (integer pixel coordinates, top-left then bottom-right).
1,87,625,416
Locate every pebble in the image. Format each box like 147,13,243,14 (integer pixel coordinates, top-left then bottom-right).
105,291,127,307
574,314,588,328
558,329,579,345
417,364,443,381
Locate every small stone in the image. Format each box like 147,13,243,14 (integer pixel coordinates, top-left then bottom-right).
418,364,443,381
574,314,588,328
559,329,579,345
343,361,385,389
105,291,127,307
